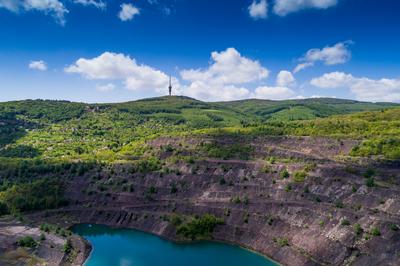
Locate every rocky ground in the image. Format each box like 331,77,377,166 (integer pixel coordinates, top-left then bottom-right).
0,217,90,266
7,135,400,265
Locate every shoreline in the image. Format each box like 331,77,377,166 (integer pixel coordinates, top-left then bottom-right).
72,223,282,266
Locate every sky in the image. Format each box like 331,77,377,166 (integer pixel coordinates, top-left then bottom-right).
0,0,400,103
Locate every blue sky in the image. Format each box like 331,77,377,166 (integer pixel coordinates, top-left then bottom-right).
0,0,400,103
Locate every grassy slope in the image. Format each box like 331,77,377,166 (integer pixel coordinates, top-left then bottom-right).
218,98,398,121
0,96,399,161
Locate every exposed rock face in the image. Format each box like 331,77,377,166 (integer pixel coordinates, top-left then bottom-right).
0,217,90,266
24,136,400,265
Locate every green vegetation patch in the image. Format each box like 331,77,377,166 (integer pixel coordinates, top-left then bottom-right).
0,178,67,214
200,142,253,160
176,214,224,240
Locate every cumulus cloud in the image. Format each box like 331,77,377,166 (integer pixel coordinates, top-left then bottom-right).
180,48,269,101
184,82,251,102
310,72,353,88
253,86,296,100
118,3,140,21
65,49,301,102
65,52,173,92
0,0,69,25
276,70,296,87
181,48,269,85
311,72,400,102
0,0,19,11
294,41,352,73
29,60,47,71
248,0,268,19
96,83,115,92
273,0,338,16
73,0,106,9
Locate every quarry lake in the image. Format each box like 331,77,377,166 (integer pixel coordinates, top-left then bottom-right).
72,224,277,266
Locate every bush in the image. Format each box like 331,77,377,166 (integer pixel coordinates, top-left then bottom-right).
231,196,241,204
170,183,178,194
0,201,9,216
294,171,307,182
64,238,73,253
390,224,399,231
176,214,224,240
364,168,375,178
341,219,350,226
366,177,375,187
0,178,67,214
280,169,289,179
170,215,182,226
275,237,289,247
354,224,363,236
370,227,381,236
18,236,37,248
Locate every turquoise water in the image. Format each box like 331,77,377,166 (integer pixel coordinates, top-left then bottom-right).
72,224,277,266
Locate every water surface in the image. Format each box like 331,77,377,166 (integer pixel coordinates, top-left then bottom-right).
73,224,277,266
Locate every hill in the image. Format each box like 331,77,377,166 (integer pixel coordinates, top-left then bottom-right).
0,96,399,161
1,96,400,266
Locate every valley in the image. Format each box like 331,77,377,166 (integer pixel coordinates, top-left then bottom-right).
0,96,400,265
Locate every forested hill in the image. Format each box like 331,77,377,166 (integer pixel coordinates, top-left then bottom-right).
0,96,399,161
0,96,397,125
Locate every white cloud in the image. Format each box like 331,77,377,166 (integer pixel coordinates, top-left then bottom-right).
96,83,115,92
65,49,302,102
0,0,69,25
65,52,173,92
184,82,251,102
310,72,353,88
248,0,268,19
311,72,400,102
293,62,313,73
118,3,140,21
0,0,19,12
180,48,269,101
29,60,47,71
73,0,106,9
276,70,296,87
253,86,296,100
273,0,338,16
181,48,269,85
294,41,352,73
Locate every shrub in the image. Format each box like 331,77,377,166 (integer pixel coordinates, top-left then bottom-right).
364,168,375,178
370,227,381,236
294,171,307,182
276,237,289,247
148,186,157,194
18,236,37,248
341,219,350,226
354,224,363,236
170,183,178,194
170,215,182,226
0,201,9,216
64,238,73,253
366,177,375,187
390,224,399,231
280,169,289,179
176,214,224,240
0,178,67,214
231,196,241,204
335,201,344,208
243,196,249,205
219,178,226,185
